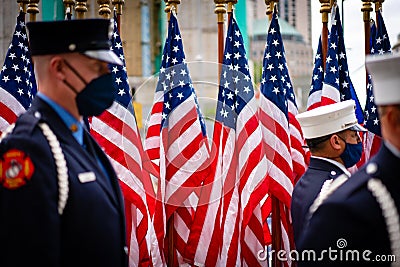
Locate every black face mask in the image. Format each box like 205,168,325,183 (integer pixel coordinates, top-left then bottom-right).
337,135,363,168
62,60,117,117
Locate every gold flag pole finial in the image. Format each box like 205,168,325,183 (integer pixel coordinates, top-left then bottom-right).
214,0,226,21
168,0,181,14
17,0,29,13
164,0,170,14
226,0,237,12
374,0,384,12
214,0,226,72
361,0,373,22
75,1,88,19
265,0,273,18
320,0,330,69
27,0,40,22
98,0,111,19
112,0,124,15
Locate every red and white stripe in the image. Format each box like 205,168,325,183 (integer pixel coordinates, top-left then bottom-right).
0,88,25,135
306,90,322,111
143,89,164,177
321,83,340,106
150,93,210,265
91,101,155,267
288,101,307,185
259,94,295,266
259,94,294,208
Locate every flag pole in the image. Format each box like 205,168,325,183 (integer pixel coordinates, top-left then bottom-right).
374,0,383,25
265,0,274,20
226,0,237,22
164,0,171,21
98,0,111,19
164,1,180,265
27,0,40,21
112,0,124,33
214,0,226,74
17,0,29,12
362,0,372,93
266,4,284,266
75,1,88,19
320,0,331,70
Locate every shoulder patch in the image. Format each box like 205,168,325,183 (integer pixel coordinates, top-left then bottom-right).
0,149,34,189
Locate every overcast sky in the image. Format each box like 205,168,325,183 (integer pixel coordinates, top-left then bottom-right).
310,0,400,107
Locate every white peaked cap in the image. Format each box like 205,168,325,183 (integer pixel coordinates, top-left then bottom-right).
366,53,400,105
296,100,366,139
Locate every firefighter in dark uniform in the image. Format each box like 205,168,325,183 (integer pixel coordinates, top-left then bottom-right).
298,53,400,266
0,19,128,267
291,100,366,247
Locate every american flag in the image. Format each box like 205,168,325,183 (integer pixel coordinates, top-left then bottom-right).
335,6,363,124
90,14,155,267
320,7,341,106
0,11,37,135
321,6,363,119
283,40,307,185
307,36,324,111
207,15,269,266
363,10,391,162
144,12,210,265
259,7,295,265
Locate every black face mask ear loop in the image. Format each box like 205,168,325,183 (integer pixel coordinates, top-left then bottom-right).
62,78,79,94
62,59,88,94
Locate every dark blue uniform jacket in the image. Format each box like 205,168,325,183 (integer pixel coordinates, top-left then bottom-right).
298,145,400,266
0,98,128,267
291,157,345,247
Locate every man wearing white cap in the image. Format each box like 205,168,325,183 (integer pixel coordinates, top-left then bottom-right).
291,100,366,247
298,53,400,266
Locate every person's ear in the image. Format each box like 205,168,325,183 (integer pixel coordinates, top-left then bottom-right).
49,56,67,81
330,134,342,150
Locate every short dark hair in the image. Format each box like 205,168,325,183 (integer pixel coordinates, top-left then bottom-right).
306,134,332,153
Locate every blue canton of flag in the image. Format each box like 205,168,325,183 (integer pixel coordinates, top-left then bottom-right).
109,13,131,109
0,11,37,133
159,13,206,135
215,16,254,129
365,11,391,136
335,6,364,123
321,8,340,99
260,11,290,118
307,36,324,110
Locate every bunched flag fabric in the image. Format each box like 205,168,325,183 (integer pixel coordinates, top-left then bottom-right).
320,6,363,120
207,15,269,266
307,36,324,111
363,10,391,162
259,7,295,265
144,11,210,266
0,11,37,135
90,14,155,267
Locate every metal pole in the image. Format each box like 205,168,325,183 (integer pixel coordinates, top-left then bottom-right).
226,0,237,22
75,1,88,19
112,0,125,33
27,0,40,21
17,0,29,12
320,0,331,70
98,0,111,19
214,0,226,74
